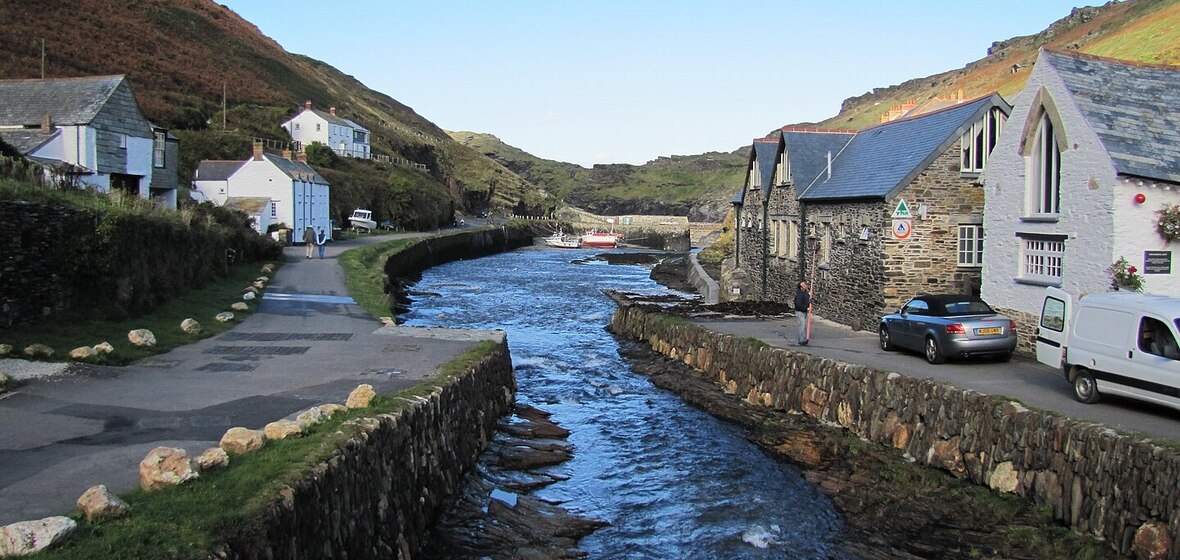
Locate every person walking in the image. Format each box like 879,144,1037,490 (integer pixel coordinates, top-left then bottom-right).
316,228,327,259
794,281,812,346
302,226,316,259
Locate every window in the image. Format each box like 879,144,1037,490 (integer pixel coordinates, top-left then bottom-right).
776,151,790,185
294,123,300,131
788,220,799,258
270,201,278,219
315,123,321,132
957,224,983,267
748,161,760,189
1138,317,1180,360
1028,113,1061,215
821,227,832,264
153,131,166,168
118,133,126,149
1040,296,1066,332
961,107,1005,173
902,299,929,316
1021,238,1064,284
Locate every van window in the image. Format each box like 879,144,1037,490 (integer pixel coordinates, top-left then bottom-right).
1041,297,1066,332
1138,317,1180,360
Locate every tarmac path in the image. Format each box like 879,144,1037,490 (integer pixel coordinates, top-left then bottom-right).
0,231,496,525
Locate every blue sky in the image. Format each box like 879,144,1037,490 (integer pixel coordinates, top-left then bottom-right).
220,1,1088,167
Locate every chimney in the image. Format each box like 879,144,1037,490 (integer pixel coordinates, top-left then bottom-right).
252,141,264,161
329,107,336,116
282,149,293,160
41,113,52,134
295,150,307,163
304,99,312,111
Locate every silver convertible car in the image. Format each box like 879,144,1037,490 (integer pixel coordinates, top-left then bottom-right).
879,295,1018,364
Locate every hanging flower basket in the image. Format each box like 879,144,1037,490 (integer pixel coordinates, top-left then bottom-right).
1156,203,1180,242
1108,257,1144,292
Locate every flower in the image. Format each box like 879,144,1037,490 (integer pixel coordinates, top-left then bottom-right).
1156,204,1180,242
1128,266,1138,274
1109,257,1144,292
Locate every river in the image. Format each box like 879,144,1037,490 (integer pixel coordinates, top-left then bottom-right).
402,247,842,559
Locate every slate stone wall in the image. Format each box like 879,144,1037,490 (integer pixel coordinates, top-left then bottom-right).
0,201,90,328
226,338,516,559
384,225,537,281
610,303,1179,558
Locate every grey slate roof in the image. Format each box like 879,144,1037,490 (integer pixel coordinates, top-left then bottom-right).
800,94,1008,201
195,160,245,182
754,139,780,196
0,75,124,126
1043,49,1180,184
782,130,855,191
309,109,369,132
264,153,327,184
0,129,58,155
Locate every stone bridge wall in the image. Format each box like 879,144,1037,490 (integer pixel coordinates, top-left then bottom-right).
610,303,1178,559
227,336,515,559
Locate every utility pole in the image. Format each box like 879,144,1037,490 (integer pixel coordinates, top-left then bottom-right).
222,83,227,131
40,39,46,79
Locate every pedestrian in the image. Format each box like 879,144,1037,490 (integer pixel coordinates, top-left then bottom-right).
302,225,316,259
794,281,811,346
316,228,327,259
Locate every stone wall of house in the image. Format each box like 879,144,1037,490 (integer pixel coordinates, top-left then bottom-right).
800,200,890,331
735,187,767,298
765,184,803,302
610,303,1179,559
226,337,516,559
996,306,1041,357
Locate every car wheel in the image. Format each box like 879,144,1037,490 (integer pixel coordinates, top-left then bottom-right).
1073,368,1100,404
924,336,945,364
879,325,894,351
994,352,1013,363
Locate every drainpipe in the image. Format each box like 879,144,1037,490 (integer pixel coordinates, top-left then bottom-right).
798,201,809,284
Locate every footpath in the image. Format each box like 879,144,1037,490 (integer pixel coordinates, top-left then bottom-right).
0,233,496,525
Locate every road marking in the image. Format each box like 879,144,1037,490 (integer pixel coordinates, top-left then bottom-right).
264,292,357,305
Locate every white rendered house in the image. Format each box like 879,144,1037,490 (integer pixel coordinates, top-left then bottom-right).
281,100,370,159
980,49,1180,328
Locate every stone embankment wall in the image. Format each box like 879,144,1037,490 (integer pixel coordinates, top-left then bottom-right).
384,225,538,281
227,338,515,559
610,303,1179,558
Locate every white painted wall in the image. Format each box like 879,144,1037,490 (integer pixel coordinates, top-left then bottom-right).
193,179,230,205
1113,178,1180,294
224,156,331,242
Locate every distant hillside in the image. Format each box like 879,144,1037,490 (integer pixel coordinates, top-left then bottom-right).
813,0,1180,131
449,131,745,222
0,0,540,226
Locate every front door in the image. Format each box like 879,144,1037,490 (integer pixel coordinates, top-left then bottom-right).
1036,287,1073,369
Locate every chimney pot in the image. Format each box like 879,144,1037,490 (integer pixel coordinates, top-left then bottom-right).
296,151,307,163
252,141,264,161
305,100,312,110
41,113,52,134
329,107,336,116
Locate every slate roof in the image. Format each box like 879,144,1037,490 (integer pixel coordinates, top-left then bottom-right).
0,75,125,126
195,160,245,182
224,197,272,215
753,139,780,195
1043,49,1180,184
308,108,369,132
800,94,1009,201
782,130,855,191
0,129,58,155
264,153,327,184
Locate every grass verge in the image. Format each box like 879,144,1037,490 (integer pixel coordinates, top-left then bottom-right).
337,237,418,319
0,262,279,366
31,339,501,559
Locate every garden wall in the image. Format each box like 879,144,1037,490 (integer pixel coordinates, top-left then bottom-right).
610,302,1179,558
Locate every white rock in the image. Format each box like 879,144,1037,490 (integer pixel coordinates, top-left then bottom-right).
127,329,156,347
22,344,54,359
195,447,229,471
346,384,376,409
220,427,265,455
69,346,98,360
77,484,129,521
0,344,11,357
215,312,235,323
264,420,302,441
296,406,329,430
0,516,76,556
180,318,202,335
139,447,198,492
243,292,256,301
94,341,115,355
231,302,249,311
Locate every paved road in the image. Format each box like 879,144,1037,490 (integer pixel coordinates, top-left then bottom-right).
695,314,1180,443
0,232,500,525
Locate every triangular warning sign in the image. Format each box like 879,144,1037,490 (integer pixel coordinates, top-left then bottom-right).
892,199,911,218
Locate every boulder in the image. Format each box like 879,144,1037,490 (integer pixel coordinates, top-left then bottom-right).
0,516,76,556
220,427,265,455
264,420,302,441
94,342,114,355
195,447,229,471
0,343,11,357
988,461,1020,493
296,406,329,430
180,318,202,335
22,343,54,359
252,281,265,290
1132,522,1173,560
321,403,347,416
231,302,249,311
215,312,235,323
346,384,377,409
69,346,98,360
379,316,396,326
243,292,256,301
261,264,274,274
256,275,269,283
0,372,10,389
127,329,156,348
139,447,198,491
243,286,260,295
76,484,129,521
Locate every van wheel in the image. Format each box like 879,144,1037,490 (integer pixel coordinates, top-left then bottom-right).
924,336,945,364
1073,368,1100,404
879,325,894,351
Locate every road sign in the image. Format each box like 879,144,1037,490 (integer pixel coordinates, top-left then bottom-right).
892,199,912,219
892,219,912,239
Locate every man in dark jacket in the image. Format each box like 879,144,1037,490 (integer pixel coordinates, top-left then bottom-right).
302,226,316,259
794,281,811,345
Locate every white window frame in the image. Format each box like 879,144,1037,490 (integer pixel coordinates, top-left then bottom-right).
748,161,760,189
776,151,790,185
788,220,799,258
961,107,1005,173
153,131,166,168
957,224,983,267
270,201,278,219
1021,237,1065,285
1027,113,1061,216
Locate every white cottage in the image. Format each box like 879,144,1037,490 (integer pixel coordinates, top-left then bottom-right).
0,75,178,208
193,143,331,241
980,48,1180,342
281,100,370,159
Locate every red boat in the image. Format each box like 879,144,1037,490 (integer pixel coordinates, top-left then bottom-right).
579,230,619,249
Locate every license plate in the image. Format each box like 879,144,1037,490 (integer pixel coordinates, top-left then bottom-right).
975,327,1002,336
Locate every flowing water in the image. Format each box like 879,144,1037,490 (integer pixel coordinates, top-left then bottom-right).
403,247,842,559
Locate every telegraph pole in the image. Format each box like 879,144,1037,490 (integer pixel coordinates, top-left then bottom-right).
40,39,46,79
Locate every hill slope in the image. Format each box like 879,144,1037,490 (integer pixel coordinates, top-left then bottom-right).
449,131,745,222
0,0,540,225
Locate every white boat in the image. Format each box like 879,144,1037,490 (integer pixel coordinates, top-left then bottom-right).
579,230,619,249
543,231,580,249
349,208,377,231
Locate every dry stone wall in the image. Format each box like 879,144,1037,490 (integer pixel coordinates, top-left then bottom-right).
610,303,1179,559
225,339,515,559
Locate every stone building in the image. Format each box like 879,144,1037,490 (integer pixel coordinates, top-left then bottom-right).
733,94,1011,331
980,49,1180,349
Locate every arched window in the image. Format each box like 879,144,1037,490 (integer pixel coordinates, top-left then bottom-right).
960,107,1006,173
1027,112,1061,215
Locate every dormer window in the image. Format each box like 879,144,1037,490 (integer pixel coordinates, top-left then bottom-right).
961,107,1005,173
748,161,761,189
1027,112,1061,216
777,151,791,185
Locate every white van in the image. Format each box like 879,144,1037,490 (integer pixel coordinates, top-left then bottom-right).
1036,287,1180,412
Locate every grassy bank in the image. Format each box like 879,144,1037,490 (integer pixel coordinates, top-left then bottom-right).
338,237,418,318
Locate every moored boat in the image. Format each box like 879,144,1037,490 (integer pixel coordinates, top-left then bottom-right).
349,208,377,231
543,231,580,249
579,230,619,249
